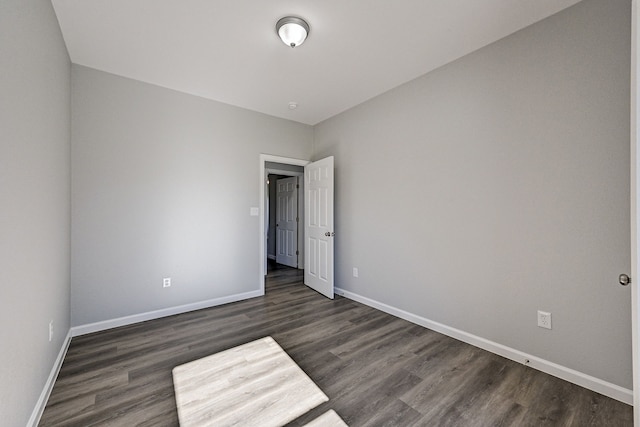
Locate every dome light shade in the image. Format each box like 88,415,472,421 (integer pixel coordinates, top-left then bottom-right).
276,17,309,48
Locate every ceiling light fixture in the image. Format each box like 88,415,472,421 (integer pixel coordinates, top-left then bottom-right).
276,16,310,48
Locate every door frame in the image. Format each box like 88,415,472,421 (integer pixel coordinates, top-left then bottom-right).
631,0,639,423
259,154,310,294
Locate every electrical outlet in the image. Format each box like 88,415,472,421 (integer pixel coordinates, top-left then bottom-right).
353,267,359,278
163,278,171,288
537,311,552,329
49,321,53,342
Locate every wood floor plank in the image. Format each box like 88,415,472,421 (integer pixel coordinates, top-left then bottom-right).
40,263,633,426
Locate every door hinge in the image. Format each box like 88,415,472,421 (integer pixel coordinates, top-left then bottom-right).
296,184,299,189
296,250,299,255
296,217,299,222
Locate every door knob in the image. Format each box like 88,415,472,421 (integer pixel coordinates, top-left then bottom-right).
619,273,631,286
325,232,330,237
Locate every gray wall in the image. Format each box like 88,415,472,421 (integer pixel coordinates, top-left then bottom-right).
0,0,71,425
71,66,313,326
314,0,632,388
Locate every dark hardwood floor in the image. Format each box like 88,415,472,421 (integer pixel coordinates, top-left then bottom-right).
40,264,633,426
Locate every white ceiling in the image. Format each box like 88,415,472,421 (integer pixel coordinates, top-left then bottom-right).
52,0,584,125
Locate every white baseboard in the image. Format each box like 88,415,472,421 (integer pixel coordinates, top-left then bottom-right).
29,290,262,425
71,290,263,337
28,330,72,427
335,287,633,405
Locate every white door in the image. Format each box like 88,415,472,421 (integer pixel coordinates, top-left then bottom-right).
304,157,334,299
276,176,298,268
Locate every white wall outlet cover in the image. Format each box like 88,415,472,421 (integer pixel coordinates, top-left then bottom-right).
250,207,259,216
353,267,359,278
537,310,552,329
163,278,171,288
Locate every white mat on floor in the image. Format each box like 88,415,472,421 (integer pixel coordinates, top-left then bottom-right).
303,409,348,427
172,336,328,427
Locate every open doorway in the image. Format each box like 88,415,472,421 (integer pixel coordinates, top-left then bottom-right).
266,166,303,272
259,155,310,294
267,174,290,266
259,154,335,298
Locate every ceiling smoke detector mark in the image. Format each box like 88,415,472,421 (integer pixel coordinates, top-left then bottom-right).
288,102,298,110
